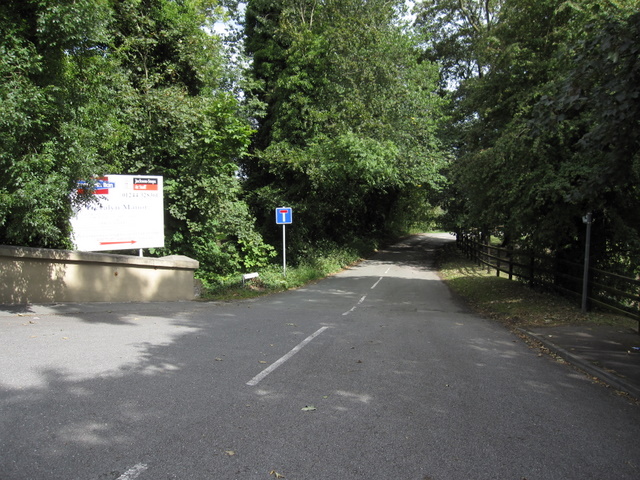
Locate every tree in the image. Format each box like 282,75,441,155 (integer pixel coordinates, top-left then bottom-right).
244,0,446,252
526,8,640,266
414,0,504,85
105,0,275,276
0,0,113,248
0,0,274,279
421,0,640,269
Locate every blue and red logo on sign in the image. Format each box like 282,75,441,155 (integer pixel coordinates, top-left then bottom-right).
77,177,115,195
275,207,293,224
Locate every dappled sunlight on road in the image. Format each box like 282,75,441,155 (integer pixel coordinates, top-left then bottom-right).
0,314,200,389
334,389,373,404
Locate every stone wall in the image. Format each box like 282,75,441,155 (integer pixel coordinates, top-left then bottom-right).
0,245,199,304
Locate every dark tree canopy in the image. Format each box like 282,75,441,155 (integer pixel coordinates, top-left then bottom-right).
416,0,640,270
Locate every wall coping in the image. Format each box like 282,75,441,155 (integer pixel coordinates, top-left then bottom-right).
0,245,199,270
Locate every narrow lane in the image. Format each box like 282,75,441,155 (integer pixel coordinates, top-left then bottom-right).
1,234,639,479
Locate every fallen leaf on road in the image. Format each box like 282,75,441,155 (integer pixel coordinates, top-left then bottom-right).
259,360,267,364
269,470,285,478
215,357,224,361
301,405,316,412
225,450,236,456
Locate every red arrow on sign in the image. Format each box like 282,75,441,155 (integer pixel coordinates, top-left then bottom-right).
99,240,137,246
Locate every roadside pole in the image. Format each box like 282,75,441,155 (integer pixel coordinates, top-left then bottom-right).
275,207,293,277
282,224,286,276
582,212,593,313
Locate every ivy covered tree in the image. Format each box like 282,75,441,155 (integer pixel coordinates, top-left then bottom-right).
525,7,640,266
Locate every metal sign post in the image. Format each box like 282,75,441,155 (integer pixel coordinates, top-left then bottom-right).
282,224,287,277
275,207,293,276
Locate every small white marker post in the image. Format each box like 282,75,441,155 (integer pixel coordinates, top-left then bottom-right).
275,207,293,277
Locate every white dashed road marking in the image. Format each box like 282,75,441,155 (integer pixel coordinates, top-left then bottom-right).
116,463,148,480
247,326,331,386
342,295,367,316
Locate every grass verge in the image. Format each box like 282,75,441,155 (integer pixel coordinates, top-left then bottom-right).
198,241,374,301
435,243,638,331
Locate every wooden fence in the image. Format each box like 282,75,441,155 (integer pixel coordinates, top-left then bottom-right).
457,233,640,327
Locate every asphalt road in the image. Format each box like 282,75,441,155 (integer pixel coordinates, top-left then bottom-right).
1,233,640,480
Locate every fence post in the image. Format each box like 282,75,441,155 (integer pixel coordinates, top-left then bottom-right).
508,249,513,280
487,244,491,274
496,247,501,277
475,237,478,265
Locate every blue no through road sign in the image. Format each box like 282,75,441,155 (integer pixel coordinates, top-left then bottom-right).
275,207,293,224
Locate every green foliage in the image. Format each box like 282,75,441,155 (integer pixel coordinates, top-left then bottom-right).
414,0,504,84
421,0,640,271
527,7,640,264
105,0,275,278
200,237,373,299
0,0,113,247
21,0,640,290
244,0,447,252
0,0,275,279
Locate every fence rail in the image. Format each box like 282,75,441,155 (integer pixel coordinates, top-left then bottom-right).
457,233,640,328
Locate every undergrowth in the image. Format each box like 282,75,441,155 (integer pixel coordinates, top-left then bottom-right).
198,240,376,301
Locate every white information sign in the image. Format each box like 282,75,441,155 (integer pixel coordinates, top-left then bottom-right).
71,175,164,252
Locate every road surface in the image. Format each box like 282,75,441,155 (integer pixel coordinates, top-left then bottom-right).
1,233,639,479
